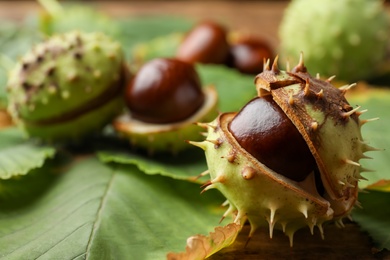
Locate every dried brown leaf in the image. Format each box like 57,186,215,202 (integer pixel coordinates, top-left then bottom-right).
167,223,242,260
366,179,390,192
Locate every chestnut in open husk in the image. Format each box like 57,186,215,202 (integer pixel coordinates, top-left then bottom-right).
191,55,377,245
114,58,218,154
125,58,205,124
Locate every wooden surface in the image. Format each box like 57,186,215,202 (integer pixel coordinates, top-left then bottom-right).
212,222,390,259
0,1,287,48
0,1,389,259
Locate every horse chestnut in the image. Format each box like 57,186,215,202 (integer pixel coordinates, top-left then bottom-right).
125,58,204,124
191,55,376,245
114,58,218,154
228,36,273,74
229,95,316,182
176,20,230,64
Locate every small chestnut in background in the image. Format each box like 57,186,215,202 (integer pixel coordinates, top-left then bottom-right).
176,19,274,75
228,36,273,75
125,58,205,124
176,20,230,64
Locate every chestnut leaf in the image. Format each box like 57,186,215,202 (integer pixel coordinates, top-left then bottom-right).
198,64,256,113
97,148,208,182
0,156,225,259
38,0,121,38
0,127,56,179
347,87,390,189
352,191,390,250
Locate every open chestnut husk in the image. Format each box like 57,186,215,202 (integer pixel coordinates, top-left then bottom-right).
191,55,377,245
114,58,218,154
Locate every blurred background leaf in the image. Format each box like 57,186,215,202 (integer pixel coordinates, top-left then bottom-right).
0,127,55,179
347,87,390,189
352,190,390,250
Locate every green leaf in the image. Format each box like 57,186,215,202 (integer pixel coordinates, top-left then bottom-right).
119,17,192,53
118,16,192,63
38,0,121,38
0,157,59,201
97,147,208,182
0,156,225,259
347,88,390,188
0,18,41,61
348,88,390,251
131,32,183,65
198,65,256,113
0,128,56,179
352,191,390,250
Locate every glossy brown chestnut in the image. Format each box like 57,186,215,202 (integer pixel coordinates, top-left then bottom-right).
229,36,273,74
125,58,205,124
176,20,230,64
228,95,316,182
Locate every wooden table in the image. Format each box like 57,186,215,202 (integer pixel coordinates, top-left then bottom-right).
0,1,389,259
0,1,287,48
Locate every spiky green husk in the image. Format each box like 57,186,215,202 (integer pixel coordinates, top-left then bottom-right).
193,57,375,245
21,95,123,142
193,114,333,245
114,86,218,154
256,59,372,210
7,31,125,141
279,0,390,81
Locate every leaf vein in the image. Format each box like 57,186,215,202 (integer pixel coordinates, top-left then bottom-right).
0,181,107,228
35,221,92,259
0,197,100,258
84,166,116,259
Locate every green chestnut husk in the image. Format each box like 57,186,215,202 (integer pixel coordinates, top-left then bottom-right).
113,58,218,154
114,86,218,155
191,56,377,245
6,31,128,142
279,0,390,81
